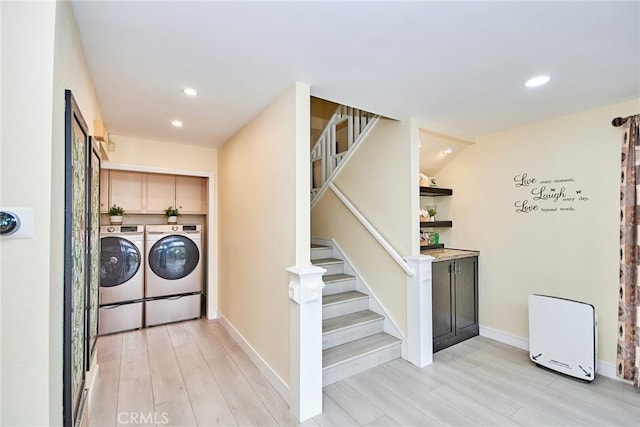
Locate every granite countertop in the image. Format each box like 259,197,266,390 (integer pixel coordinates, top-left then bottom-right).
420,248,480,262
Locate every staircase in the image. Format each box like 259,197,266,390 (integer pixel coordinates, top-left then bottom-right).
310,105,378,204
311,243,401,386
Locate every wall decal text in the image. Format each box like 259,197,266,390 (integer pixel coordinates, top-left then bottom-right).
513,172,589,214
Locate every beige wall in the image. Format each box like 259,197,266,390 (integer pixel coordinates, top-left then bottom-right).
106,134,217,174
1,0,104,424
1,3,57,424
311,118,414,334
217,83,310,385
436,98,640,366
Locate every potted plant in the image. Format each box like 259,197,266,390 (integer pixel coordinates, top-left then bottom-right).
165,206,179,224
427,207,437,222
108,205,124,224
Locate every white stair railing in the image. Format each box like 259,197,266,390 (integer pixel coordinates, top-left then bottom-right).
328,182,415,277
310,105,378,204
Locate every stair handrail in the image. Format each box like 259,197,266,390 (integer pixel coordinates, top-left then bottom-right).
310,105,379,206
328,182,415,277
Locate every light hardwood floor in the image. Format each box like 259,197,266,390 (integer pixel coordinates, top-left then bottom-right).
83,319,639,426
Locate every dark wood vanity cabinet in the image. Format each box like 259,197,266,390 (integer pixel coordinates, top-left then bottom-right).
432,256,479,352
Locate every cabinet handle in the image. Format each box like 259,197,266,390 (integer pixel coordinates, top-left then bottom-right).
449,261,460,274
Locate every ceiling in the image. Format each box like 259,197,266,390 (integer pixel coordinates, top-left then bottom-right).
71,1,640,149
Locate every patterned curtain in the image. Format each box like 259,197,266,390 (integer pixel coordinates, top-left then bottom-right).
618,114,640,387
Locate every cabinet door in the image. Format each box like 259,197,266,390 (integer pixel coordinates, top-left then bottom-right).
110,170,145,213
176,176,206,214
455,256,479,336
432,260,455,348
145,174,176,213
99,169,109,213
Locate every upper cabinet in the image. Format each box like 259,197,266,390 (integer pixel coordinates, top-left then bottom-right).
176,176,207,214
102,170,207,215
110,170,145,213
145,174,176,213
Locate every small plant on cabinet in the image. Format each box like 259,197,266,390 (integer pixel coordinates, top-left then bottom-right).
108,205,124,216
165,206,179,223
165,206,180,217
108,205,124,225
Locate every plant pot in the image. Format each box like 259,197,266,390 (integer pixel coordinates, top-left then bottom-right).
110,215,123,225
430,217,435,222
167,216,178,224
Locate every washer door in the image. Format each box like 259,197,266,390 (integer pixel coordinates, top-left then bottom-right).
100,237,141,287
148,235,200,280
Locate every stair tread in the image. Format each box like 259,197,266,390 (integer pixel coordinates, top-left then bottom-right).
311,244,330,250
322,333,401,369
323,273,355,283
312,257,344,266
323,310,383,334
323,291,368,306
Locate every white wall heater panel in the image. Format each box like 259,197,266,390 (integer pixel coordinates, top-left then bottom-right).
528,294,597,382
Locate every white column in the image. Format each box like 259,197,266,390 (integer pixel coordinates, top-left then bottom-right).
405,255,434,367
288,265,325,422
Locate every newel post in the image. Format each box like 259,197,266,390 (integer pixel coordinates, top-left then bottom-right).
287,265,325,421
405,255,434,367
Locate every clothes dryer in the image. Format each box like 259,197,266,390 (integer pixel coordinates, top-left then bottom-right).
99,225,144,334
145,224,202,326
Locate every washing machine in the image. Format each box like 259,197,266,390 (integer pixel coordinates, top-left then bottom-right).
145,224,202,326
99,225,144,335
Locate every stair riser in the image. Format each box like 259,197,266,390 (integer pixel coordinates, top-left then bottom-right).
319,263,344,276
323,343,401,386
322,279,356,296
311,248,333,260
323,319,384,350
323,298,369,320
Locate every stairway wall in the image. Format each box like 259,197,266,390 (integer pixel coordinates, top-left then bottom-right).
218,83,311,387
311,118,415,335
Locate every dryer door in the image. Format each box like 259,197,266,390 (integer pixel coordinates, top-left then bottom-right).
100,237,141,287
148,235,200,280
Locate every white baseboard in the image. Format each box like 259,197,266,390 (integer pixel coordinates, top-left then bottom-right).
78,353,100,427
479,325,619,381
207,310,218,320
596,361,618,380
217,313,290,403
479,325,529,351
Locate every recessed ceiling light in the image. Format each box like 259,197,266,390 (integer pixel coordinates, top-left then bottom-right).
524,75,550,88
183,87,198,97
171,120,183,127
442,147,453,155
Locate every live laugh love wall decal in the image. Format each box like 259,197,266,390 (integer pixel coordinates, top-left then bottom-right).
513,172,589,214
